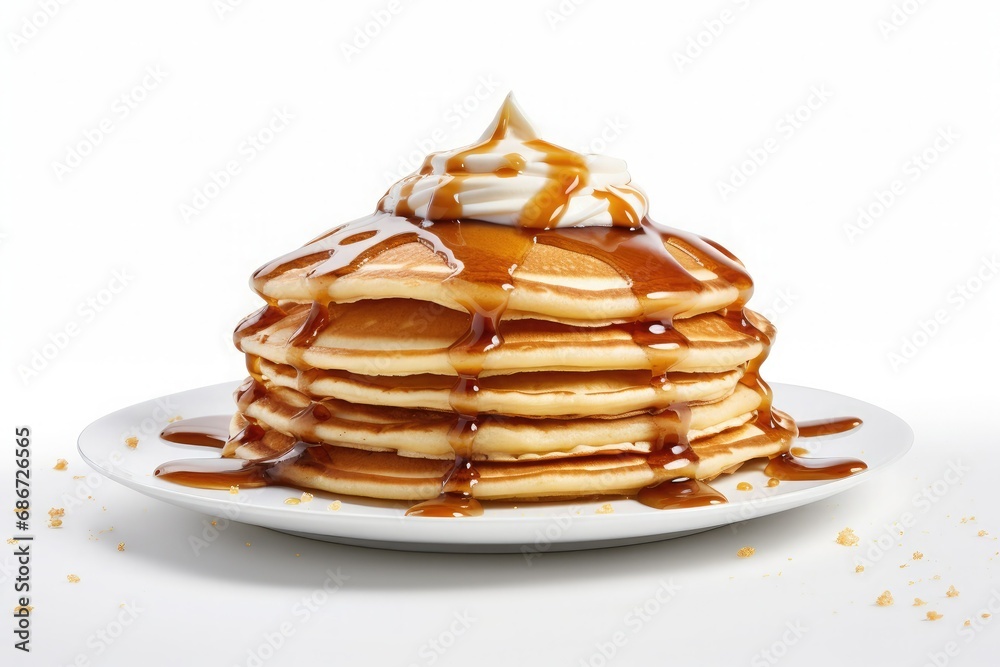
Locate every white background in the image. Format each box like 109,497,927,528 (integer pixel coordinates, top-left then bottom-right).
2,1,999,665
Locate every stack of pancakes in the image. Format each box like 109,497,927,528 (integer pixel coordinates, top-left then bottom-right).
225,213,796,507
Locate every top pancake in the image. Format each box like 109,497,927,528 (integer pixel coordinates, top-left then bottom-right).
250,213,753,322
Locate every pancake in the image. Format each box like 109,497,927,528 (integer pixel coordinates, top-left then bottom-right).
226,418,793,502
156,95,813,514
251,218,748,323
237,299,767,377
257,360,745,417
222,382,765,461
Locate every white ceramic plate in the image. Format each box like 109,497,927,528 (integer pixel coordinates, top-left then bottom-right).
78,381,912,553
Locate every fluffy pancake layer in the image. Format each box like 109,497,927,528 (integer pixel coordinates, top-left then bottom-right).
238,299,766,376
223,416,793,501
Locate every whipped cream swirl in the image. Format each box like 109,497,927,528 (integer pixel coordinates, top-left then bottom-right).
378,94,648,228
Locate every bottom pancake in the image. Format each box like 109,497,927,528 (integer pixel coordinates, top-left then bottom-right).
219,415,795,501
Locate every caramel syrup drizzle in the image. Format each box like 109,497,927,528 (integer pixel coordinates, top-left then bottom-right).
761,416,867,482
383,95,645,230
797,417,862,438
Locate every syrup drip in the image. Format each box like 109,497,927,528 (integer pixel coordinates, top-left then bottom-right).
230,420,265,449
405,492,484,518
798,416,862,438
287,301,330,348
155,457,275,489
764,452,867,481
235,377,267,413
233,304,287,347
159,416,229,448
636,478,727,510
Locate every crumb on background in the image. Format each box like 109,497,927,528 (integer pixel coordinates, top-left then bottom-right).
328,500,342,511
48,507,65,528
836,528,859,547
737,546,755,558
926,611,943,621
54,459,68,470
946,585,960,598
876,591,894,607
67,574,80,584
125,436,138,449
596,503,614,514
